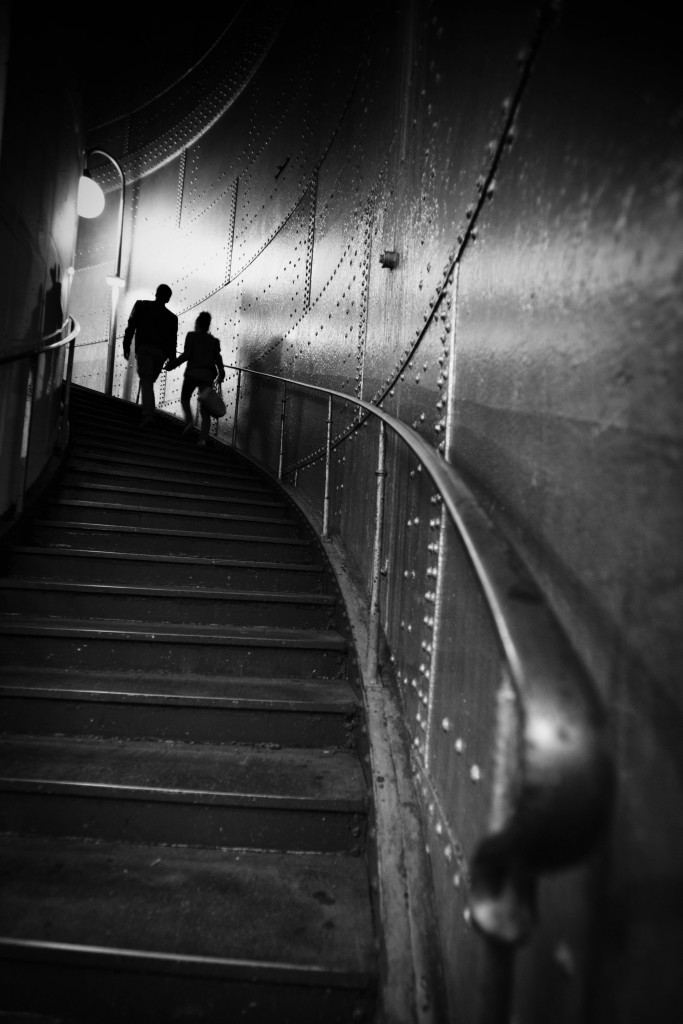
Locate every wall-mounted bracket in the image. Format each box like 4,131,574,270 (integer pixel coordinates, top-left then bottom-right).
379,250,399,269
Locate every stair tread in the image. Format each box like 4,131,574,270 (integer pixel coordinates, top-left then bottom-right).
0,834,374,978
43,498,300,527
53,482,288,508
6,546,322,571
0,667,358,710
0,735,366,806
29,520,311,547
68,450,268,479
0,615,345,647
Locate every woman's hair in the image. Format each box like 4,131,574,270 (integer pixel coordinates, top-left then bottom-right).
195,311,211,331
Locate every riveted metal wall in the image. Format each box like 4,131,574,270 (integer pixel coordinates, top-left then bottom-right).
69,2,683,1021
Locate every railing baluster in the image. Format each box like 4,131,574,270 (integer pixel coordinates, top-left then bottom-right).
232,368,241,448
367,419,387,684
278,382,287,480
322,393,333,538
17,353,38,517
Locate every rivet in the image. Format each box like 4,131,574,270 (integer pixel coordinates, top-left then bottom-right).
455,738,464,754
470,765,481,782
442,717,451,732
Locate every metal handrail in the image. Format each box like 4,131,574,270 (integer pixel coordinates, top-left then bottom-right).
0,319,78,366
224,361,614,942
0,317,80,519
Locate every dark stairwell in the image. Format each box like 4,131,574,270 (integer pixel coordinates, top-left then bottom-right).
0,384,377,1022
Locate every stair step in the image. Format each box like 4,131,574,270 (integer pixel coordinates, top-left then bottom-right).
0,616,347,678
26,521,314,562
0,384,377,1018
0,668,358,746
66,451,274,490
3,547,326,590
0,579,337,628
40,499,306,537
67,421,246,464
0,735,367,851
68,439,257,477
50,482,291,516
0,835,375,1023
60,464,278,500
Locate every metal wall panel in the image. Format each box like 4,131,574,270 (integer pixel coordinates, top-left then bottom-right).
67,2,682,1021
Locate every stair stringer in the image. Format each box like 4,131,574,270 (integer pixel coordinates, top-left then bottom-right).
272,478,448,1024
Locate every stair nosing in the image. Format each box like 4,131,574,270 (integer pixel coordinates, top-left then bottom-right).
0,682,357,713
0,579,335,603
0,618,345,647
0,776,366,813
0,937,374,988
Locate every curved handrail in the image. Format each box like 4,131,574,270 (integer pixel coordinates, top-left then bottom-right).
225,362,615,942
0,317,80,366
0,317,80,522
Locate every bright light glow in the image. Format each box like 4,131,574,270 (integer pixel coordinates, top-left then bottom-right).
77,175,105,218
105,276,126,289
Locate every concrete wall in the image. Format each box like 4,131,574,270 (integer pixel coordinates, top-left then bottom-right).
70,2,683,1020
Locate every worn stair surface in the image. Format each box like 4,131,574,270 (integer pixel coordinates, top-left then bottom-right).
0,385,376,1023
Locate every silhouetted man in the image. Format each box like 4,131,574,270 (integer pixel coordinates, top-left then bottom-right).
122,283,178,426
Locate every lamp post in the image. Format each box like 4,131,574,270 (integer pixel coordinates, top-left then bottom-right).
77,148,125,397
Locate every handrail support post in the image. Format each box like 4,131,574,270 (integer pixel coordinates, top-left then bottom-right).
367,420,387,684
322,393,333,538
232,369,242,448
278,382,287,480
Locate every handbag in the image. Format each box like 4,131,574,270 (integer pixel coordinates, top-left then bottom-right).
198,383,226,418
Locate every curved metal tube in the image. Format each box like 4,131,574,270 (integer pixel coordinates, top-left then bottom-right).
86,149,125,397
225,363,615,942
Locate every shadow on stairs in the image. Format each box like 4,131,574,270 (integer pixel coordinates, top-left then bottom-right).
0,385,377,1023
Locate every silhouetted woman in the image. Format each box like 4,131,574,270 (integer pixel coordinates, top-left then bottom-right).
170,311,225,447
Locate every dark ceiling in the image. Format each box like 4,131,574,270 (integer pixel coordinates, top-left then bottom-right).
14,2,246,131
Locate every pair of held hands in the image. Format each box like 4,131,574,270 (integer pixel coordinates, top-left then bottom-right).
122,345,224,382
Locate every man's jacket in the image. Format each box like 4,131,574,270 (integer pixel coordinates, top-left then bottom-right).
123,300,178,360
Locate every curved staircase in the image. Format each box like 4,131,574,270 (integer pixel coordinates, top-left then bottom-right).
0,385,376,1023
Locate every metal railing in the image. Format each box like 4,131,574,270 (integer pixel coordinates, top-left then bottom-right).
0,317,80,522
221,363,615,947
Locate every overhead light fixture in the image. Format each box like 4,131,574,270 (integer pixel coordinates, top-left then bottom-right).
76,169,105,218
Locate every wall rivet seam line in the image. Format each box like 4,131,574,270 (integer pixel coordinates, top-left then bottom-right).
90,16,286,191
87,9,286,186
416,756,471,891
186,66,309,229
441,263,460,460
226,178,239,284
176,149,187,229
304,171,318,312
424,499,447,767
356,197,374,401
370,2,557,410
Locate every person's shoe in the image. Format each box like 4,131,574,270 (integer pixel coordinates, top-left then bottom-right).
182,423,194,436
196,439,207,448
139,414,154,428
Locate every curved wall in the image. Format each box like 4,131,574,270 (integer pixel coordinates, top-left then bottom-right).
0,7,82,513
70,2,683,1021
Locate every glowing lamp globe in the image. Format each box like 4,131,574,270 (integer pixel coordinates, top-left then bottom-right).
77,174,105,218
